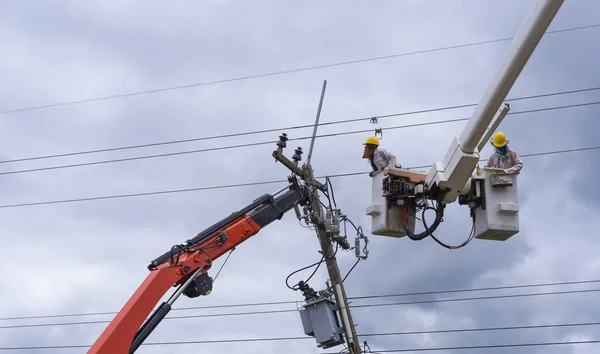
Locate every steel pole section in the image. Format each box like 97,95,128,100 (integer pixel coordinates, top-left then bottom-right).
459,0,564,153
306,80,327,165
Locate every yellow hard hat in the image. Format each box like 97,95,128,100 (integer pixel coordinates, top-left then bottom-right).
491,132,508,148
363,136,379,146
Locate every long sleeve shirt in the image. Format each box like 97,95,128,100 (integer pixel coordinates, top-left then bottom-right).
486,146,523,173
370,148,397,171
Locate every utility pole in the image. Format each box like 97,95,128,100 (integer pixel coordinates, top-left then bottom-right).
274,80,361,354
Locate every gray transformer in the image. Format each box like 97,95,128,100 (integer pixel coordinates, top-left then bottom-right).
299,296,345,349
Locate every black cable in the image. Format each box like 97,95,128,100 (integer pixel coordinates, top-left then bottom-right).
342,215,366,243
1,84,598,166
342,259,360,283
3,22,598,117
349,278,600,301
360,320,600,337
212,248,234,282
427,217,476,250
2,325,600,351
2,84,599,167
0,143,598,209
405,195,445,241
0,179,287,209
3,287,599,329
3,278,598,322
306,181,333,210
2,99,600,177
321,340,600,353
285,242,339,291
326,176,338,208
350,288,600,309
414,198,476,250
340,215,367,282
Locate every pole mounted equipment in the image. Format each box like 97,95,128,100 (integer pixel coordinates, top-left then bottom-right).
273,79,364,354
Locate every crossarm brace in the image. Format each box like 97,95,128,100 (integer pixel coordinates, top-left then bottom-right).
273,150,327,192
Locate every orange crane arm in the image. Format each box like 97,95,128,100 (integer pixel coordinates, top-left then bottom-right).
88,176,309,354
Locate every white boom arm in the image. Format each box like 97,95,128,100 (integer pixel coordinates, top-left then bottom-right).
425,0,564,204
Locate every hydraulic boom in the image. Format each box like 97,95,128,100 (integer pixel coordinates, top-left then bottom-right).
426,0,565,204
367,0,564,243
88,176,309,354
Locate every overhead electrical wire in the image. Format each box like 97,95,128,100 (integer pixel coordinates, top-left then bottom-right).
1,99,600,177
332,341,600,353
320,340,600,353
5,278,597,322
2,287,599,330
1,329,599,351
0,143,597,209
1,21,598,354
1,23,598,117
2,84,600,166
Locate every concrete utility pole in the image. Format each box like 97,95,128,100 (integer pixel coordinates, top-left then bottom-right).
303,164,361,353
274,80,361,354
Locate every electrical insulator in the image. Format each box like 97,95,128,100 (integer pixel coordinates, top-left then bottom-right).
292,147,303,165
331,210,340,236
325,209,333,233
302,206,310,224
276,133,288,149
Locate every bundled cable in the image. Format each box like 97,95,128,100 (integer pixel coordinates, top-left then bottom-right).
403,194,446,241
285,241,340,291
402,195,477,249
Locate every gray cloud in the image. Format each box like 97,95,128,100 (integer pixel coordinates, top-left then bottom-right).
1,1,600,353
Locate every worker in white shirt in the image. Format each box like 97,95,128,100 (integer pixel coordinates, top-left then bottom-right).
486,132,523,173
362,136,400,177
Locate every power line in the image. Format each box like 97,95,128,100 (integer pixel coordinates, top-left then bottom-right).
4,278,597,322
2,23,598,117
349,278,600,301
2,99,600,177
0,143,597,209
361,321,600,337
3,84,600,166
1,328,599,351
350,288,600,310
321,340,600,353
2,288,598,330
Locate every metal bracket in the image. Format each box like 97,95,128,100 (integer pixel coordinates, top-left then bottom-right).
273,136,328,193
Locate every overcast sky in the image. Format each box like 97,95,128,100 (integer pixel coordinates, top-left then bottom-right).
1,0,600,353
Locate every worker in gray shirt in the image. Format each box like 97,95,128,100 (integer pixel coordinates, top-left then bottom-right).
362,136,400,177
486,132,523,173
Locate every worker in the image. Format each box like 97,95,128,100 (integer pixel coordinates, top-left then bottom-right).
362,136,400,177
486,132,523,173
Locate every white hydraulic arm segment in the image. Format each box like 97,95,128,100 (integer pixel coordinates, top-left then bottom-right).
366,0,564,243
425,0,565,204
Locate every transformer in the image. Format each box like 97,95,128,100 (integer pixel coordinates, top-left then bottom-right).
297,282,344,349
